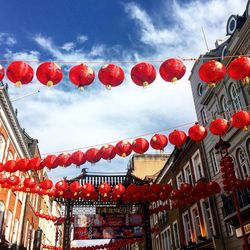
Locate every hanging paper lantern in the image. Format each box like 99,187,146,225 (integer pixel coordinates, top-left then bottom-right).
207,181,221,194
69,181,82,195
0,163,3,173
0,173,7,185
150,134,168,151
113,184,125,196
3,160,17,173
0,64,4,81
98,183,111,197
16,158,30,172
180,183,193,194
69,64,95,90
55,153,72,167
82,183,95,197
188,123,208,142
198,60,226,88
98,64,124,89
159,192,168,201
7,175,20,186
71,151,86,166
44,155,58,169
130,62,156,87
100,144,116,161
159,58,186,83
7,61,34,86
40,179,53,190
85,148,101,164
231,111,250,130
169,130,187,148
126,184,138,194
28,157,42,171
132,138,149,154
115,140,132,158
209,118,230,136
36,62,63,87
162,183,173,195
150,184,162,194
24,177,36,191
55,180,68,194
228,57,250,85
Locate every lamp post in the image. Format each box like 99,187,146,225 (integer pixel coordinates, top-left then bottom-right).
215,139,249,250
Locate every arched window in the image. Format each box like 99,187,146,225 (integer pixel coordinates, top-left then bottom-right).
221,95,231,120
0,201,5,235
11,218,19,243
230,82,242,111
0,135,6,162
7,151,14,161
236,148,250,179
5,210,13,241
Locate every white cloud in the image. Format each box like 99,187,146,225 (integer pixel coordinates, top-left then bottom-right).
61,42,75,51
77,34,88,43
4,0,248,181
0,33,17,46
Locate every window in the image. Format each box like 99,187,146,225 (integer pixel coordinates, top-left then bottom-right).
166,226,172,250
0,201,4,235
7,151,14,161
0,135,6,162
5,210,13,241
197,83,204,96
236,148,250,178
155,235,161,250
226,222,234,237
176,172,183,188
191,205,202,242
221,95,231,120
173,220,181,249
201,200,215,238
184,163,193,185
182,211,192,245
24,221,29,247
230,82,242,111
11,218,19,243
192,150,204,181
161,230,168,250
201,108,208,125
210,149,219,175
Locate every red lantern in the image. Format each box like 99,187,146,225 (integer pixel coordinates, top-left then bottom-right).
69,64,95,89
207,181,221,194
126,184,138,193
36,62,63,87
98,64,124,89
69,181,82,195
90,191,99,201
55,180,68,194
24,177,36,189
150,134,168,151
7,175,20,186
231,111,250,130
28,157,42,171
100,144,116,161
132,138,149,154
55,153,72,167
150,184,162,194
188,123,207,142
71,151,86,166
85,148,101,164
4,160,17,173
209,118,229,136
113,184,125,196
168,130,187,148
16,158,30,172
0,173,7,185
115,140,132,158
159,58,186,82
130,62,156,87
159,192,168,201
0,163,3,173
162,183,173,195
0,64,4,81
180,183,193,194
40,179,53,190
7,61,34,86
198,60,226,88
228,56,250,85
98,183,111,196
82,183,95,197
45,155,57,169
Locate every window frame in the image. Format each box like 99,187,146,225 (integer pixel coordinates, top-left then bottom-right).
191,204,202,242
210,149,219,175
182,210,192,245
173,220,181,249
230,82,242,111
201,108,208,125
184,162,193,185
192,150,205,181
176,171,183,189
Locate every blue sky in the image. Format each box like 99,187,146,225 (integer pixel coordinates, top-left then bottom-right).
0,0,248,183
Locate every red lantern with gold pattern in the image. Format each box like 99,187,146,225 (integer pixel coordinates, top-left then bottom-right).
130,62,156,87
198,60,226,88
150,134,168,151
7,61,34,86
7,175,20,186
159,58,186,83
71,151,86,166
4,160,17,173
69,181,81,195
169,130,187,148
188,123,207,142
162,183,173,195
85,148,101,164
0,173,7,185
40,179,53,190
55,153,72,167
82,183,95,197
115,140,132,158
28,157,42,171
132,138,149,154
55,180,68,194
113,184,125,196
100,144,116,161
231,111,250,130
69,64,95,89
36,62,63,87
24,177,36,190
209,118,229,136
45,155,57,169
208,181,221,194
150,184,162,194
98,183,111,196
228,57,250,85
0,64,4,81
98,64,124,89
16,158,30,172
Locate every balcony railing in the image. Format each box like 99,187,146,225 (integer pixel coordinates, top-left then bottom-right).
221,188,250,218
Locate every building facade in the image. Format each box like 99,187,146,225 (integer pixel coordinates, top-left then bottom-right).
151,139,224,250
189,1,250,249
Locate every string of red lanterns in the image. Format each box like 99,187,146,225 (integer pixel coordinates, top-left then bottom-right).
0,110,249,173
34,211,63,222
0,56,249,89
42,245,62,250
